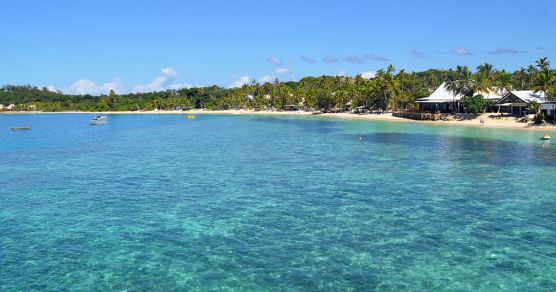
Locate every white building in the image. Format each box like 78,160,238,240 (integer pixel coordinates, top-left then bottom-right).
416,82,501,113
494,90,546,115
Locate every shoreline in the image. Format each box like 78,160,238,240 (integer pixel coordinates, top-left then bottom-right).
3,110,556,132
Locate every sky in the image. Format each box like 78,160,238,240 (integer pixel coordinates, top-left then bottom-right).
0,0,555,95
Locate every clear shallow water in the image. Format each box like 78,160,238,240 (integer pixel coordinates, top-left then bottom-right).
1,114,556,291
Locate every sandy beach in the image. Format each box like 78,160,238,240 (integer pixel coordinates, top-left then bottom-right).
4,110,556,132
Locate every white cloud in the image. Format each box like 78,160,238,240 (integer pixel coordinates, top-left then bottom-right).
133,67,179,93
46,85,57,92
169,83,193,90
59,67,194,95
267,56,283,65
275,67,288,75
259,75,273,83
161,67,177,77
452,46,472,56
337,70,346,77
360,71,376,79
66,79,123,95
229,75,252,88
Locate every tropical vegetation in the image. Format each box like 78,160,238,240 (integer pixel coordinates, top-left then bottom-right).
1,58,555,113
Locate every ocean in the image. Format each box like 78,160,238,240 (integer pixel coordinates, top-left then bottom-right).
1,114,555,290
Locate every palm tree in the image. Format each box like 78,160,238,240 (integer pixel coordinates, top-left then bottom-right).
534,68,554,102
536,57,550,70
387,64,396,74
513,68,528,90
477,63,495,81
493,70,513,94
444,66,477,113
527,65,539,88
528,100,541,114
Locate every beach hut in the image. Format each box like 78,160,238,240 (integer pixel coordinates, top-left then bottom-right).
494,90,546,115
416,82,464,113
6,104,15,111
416,83,502,113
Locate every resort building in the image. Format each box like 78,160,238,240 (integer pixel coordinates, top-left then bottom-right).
415,82,463,113
416,82,501,113
494,90,546,115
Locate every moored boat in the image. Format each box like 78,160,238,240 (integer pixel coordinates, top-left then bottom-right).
91,115,108,125
11,126,32,131
541,133,551,140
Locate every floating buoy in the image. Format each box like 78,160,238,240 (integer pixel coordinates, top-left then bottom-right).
186,115,196,119
358,136,363,141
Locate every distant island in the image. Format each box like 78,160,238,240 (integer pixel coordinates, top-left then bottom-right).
1,58,555,123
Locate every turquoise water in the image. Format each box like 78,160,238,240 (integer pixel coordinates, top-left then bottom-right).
1,114,556,291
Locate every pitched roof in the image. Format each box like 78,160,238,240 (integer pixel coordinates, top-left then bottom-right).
497,90,546,104
480,89,503,100
510,90,546,103
416,82,462,103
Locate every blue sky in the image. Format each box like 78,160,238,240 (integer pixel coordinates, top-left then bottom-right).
0,0,555,94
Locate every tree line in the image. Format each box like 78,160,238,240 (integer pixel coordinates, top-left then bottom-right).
1,58,554,113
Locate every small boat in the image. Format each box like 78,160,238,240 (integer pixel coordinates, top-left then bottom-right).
541,133,551,140
11,127,32,131
90,115,108,125
186,115,196,119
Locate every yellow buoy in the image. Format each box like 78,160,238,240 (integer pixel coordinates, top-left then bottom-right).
186,115,196,119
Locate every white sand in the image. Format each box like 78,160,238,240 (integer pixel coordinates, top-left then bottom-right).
4,110,556,132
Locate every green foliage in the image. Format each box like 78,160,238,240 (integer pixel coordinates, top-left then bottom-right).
534,113,544,124
463,95,491,114
0,58,554,112
315,90,335,112
528,101,541,113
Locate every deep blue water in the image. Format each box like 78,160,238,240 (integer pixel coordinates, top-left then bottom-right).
1,114,556,291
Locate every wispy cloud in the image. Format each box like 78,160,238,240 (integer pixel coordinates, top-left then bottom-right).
229,75,252,88
411,49,426,59
452,46,472,56
488,48,524,55
360,71,376,79
67,78,124,95
322,56,339,63
258,75,273,83
267,56,283,65
344,55,365,64
301,56,317,64
169,83,192,90
133,67,180,93
364,53,389,62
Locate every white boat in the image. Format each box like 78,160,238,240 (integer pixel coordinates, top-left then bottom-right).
90,115,108,125
11,126,32,131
